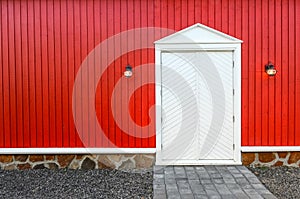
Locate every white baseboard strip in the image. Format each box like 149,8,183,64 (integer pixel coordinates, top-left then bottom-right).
241,146,300,152
0,148,157,154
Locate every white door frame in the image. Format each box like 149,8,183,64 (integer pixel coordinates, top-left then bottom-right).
154,23,242,165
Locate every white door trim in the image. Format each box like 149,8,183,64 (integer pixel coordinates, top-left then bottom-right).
155,23,242,165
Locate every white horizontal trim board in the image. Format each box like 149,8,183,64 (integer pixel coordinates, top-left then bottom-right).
157,159,241,165
241,146,300,152
0,148,156,154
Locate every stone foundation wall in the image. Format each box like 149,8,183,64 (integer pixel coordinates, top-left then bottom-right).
0,154,155,170
1,152,299,170
242,152,300,167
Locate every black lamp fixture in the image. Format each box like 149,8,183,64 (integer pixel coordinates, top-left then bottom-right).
265,62,277,76
124,64,133,78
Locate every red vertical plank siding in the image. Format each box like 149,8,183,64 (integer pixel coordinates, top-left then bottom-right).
181,0,188,28
187,0,195,27
261,0,269,145
174,0,182,30
235,1,242,41
93,0,101,147
208,0,215,28
127,2,134,147
228,0,235,35
60,0,69,147
1,0,300,149
221,0,229,34
80,0,89,147
53,0,62,147
160,0,167,29
0,0,4,147
2,0,11,147
281,0,289,145
201,0,208,25
241,0,249,146
254,0,262,146
34,0,43,147
167,0,174,29
248,0,256,145
8,0,17,147
107,1,116,146
288,0,295,145
147,0,156,147
40,1,49,147
295,1,300,146
119,0,128,147
112,0,120,147
20,0,30,147
194,0,201,23
274,0,282,145
127,0,135,147
99,0,108,147
73,1,83,147
27,0,37,147
86,0,94,147
47,0,57,147
141,0,149,147
214,0,221,30
134,1,141,148
268,0,276,145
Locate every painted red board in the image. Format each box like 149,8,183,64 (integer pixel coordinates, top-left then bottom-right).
40,0,50,147
247,0,256,146
60,0,70,147
241,0,249,146
274,0,283,146
281,0,289,146
147,0,156,148
295,0,300,146
2,0,11,148
7,1,17,147
73,0,84,148
33,0,43,147
20,0,30,148
0,1,4,148
268,0,276,146
261,0,269,146
287,0,296,146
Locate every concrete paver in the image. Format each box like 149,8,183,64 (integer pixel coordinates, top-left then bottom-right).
153,166,276,199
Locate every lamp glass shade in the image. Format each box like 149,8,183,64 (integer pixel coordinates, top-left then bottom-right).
124,65,133,78
266,68,277,76
265,63,277,76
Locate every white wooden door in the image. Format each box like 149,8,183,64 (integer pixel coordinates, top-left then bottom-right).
161,51,234,163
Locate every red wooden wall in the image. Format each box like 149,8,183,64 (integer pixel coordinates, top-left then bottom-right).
0,0,299,148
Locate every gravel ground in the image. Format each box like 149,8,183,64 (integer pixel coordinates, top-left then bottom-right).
248,166,300,199
0,169,153,199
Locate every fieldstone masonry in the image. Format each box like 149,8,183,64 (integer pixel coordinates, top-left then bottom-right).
0,152,299,170
0,154,155,170
242,152,300,167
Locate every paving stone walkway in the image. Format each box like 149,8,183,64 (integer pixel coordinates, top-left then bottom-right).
153,165,276,199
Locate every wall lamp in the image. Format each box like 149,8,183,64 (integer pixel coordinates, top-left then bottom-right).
265,62,277,76
124,64,133,78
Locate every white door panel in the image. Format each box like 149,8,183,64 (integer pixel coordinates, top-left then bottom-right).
161,51,234,162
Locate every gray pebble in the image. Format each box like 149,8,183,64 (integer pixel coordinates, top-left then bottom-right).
248,166,300,199
0,169,153,198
